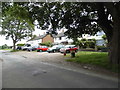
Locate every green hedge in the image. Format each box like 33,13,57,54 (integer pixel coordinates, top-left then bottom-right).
77,39,96,49
17,44,25,46
39,41,52,47
0,44,9,49
97,46,108,52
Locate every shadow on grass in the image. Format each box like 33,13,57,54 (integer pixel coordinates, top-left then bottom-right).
66,51,119,73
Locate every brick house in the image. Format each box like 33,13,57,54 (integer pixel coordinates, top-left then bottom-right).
27,33,55,45
42,34,54,43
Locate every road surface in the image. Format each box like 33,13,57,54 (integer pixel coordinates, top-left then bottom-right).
0,50,118,88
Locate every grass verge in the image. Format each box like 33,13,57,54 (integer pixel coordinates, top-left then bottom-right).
66,51,119,73
10,50,22,52
0,49,12,50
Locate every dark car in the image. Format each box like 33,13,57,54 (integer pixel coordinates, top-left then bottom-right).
60,45,78,53
47,45,65,53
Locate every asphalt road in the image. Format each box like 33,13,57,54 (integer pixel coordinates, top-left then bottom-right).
0,50,118,88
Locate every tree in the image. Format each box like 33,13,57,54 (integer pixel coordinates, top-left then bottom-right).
1,5,34,50
102,35,107,41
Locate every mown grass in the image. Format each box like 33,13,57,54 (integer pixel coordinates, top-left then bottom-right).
0,48,12,50
10,50,22,52
66,51,119,73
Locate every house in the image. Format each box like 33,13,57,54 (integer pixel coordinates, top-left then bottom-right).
54,32,73,45
27,30,73,45
27,33,55,45
42,34,54,43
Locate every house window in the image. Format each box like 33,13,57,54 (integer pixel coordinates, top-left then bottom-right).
59,37,62,40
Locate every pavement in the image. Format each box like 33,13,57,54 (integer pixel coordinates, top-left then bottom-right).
0,50,119,88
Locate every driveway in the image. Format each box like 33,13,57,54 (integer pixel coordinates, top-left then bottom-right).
0,50,118,88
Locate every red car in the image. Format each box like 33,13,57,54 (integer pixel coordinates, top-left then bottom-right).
60,45,78,53
37,46,48,52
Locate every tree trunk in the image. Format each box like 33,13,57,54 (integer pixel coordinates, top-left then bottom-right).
108,28,119,64
108,8,120,64
13,40,16,51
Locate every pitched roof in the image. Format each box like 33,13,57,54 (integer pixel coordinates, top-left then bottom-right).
56,32,65,38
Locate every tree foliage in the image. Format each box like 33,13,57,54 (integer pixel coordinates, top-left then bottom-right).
1,4,34,50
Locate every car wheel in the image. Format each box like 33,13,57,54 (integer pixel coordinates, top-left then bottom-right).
40,50,43,52
75,50,78,52
66,50,70,53
28,49,30,52
53,50,55,53
37,50,40,52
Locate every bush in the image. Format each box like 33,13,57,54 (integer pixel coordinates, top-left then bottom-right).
39,41,52,47
78,39,96,49
81,38,87,41
97,46,108,52
86,41,96,48
17,44,25,46
1,44,9,49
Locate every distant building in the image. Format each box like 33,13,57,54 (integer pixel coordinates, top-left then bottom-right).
27,30,105,46
54,31,73,45
27,33,54,44
42,34,54,43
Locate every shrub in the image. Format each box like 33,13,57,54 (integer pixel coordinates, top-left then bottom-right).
1,44,9,49
97,46,108,52
86,41,96,48
39,41,52,47
17,44,25,46
78,39,96,49
81,38,87,41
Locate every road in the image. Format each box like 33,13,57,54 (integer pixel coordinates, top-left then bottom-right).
0,50,118,88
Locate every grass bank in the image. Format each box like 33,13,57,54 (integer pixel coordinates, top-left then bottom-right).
66,51,119,73
0,49,12,50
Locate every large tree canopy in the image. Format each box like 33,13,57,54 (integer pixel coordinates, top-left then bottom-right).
1,4,34,50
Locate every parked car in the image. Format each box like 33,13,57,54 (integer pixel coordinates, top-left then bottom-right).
60,45,78,53
27,45,39,51
47,45,65,53
36,46,48,52
21,44,31,51
16,46,22,50
21,44,39,51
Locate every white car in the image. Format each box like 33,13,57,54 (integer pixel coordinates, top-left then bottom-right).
60,45,78,53
21,44,39,51
47,45,65,53
21,44,31,50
